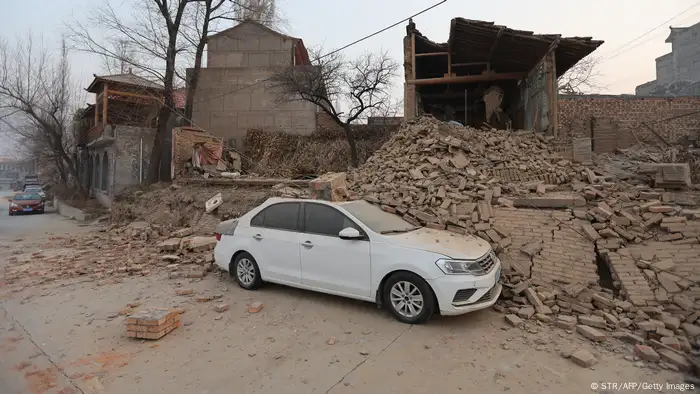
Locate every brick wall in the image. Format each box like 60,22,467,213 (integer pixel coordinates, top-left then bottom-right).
557,95,700,154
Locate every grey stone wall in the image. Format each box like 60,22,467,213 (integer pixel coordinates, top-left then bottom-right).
113,126,154,192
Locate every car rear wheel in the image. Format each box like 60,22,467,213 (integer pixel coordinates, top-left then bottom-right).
232,252,263,290
384,272,436,324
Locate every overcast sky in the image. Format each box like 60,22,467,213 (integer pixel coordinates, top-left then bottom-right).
1,0,699,131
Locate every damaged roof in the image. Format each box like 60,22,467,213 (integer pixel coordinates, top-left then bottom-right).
415,18,604,77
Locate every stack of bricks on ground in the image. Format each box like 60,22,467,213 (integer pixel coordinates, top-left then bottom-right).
126,308,181,340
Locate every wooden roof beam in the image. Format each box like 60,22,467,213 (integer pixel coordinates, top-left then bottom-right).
407,71,526,85
486,27,505,67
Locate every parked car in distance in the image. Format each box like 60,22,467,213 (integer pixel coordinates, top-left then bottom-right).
23,184,45,199
8,192,45,215
214,198,502,324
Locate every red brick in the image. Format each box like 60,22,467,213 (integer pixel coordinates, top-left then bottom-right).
248,302,264,313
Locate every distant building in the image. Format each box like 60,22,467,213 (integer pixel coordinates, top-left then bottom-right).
636,20,700,96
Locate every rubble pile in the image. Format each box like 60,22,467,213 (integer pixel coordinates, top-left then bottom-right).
498,279,700,373
344,116,699,249
341,116,700,370
346,117,589,228
244,126,393,178
111,183,269,233
2,222,218,286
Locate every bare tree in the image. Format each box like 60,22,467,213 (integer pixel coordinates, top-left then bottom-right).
101,39,140,74
558,55,601,95
271,48,399,167
67,0,288,181
67,0,192,183
0,37,85,194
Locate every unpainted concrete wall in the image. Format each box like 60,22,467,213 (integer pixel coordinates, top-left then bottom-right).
193,22,316,149
114,126,154,192
207,22,295,68
192,67,317,149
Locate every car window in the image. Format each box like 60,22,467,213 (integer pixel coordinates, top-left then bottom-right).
252,202,300,231
14,194,41,201
304,203,361,237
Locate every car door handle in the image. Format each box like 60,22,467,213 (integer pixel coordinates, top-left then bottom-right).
253,234,263,240
302,241,313,248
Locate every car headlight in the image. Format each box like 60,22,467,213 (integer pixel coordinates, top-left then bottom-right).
435,258,486,276
9,203,19,208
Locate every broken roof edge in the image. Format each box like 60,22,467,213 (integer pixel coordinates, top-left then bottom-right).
449,18,603,77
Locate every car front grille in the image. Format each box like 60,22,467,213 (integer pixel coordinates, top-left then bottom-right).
476,251,497,274
452,289,477,303
476,286,495,303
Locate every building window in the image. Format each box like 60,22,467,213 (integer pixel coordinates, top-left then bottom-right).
101,152,109,192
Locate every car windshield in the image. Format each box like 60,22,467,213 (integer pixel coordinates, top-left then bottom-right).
340,200,419,234
14,194,41,201
25,187,40,191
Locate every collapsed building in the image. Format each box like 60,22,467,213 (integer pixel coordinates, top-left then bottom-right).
403,18,603,134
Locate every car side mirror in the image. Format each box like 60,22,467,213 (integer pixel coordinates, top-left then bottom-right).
339,227,363,240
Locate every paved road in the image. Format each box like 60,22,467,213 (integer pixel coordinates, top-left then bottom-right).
0,190,85,238
0,189,93,394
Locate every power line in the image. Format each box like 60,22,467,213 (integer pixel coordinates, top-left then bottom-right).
598,2,700,62
79,0,449,167
192,0,448,106
601,10,700,64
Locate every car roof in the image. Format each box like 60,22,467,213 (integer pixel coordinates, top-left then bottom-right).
263,197,357,206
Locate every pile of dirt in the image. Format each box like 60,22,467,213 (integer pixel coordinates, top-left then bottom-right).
111,183,270,233
244,126,395,178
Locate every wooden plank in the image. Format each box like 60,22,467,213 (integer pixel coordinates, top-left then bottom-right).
415,52,449,57
178,178,311,187
411,33,416,80
407,71,526,86
107,89,160,101
102,83,108,126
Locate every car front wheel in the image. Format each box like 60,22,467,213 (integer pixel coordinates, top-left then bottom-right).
384,272,436,324
232,252,263,290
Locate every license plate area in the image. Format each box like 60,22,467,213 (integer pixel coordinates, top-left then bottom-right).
23,208,32,212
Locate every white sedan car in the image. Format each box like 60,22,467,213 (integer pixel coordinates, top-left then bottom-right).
214,198,502,324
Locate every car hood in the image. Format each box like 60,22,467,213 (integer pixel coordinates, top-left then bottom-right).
12,199,42,205
384,227,492,260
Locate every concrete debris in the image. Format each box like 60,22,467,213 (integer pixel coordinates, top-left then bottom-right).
205,193,224,213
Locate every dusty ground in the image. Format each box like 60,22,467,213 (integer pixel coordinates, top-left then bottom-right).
0,191,692,394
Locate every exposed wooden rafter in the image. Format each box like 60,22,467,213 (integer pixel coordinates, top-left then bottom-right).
407,71,526,86
415,51,449,57
486,27,505,70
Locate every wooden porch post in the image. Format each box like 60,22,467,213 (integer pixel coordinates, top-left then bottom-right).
102,83,109,126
